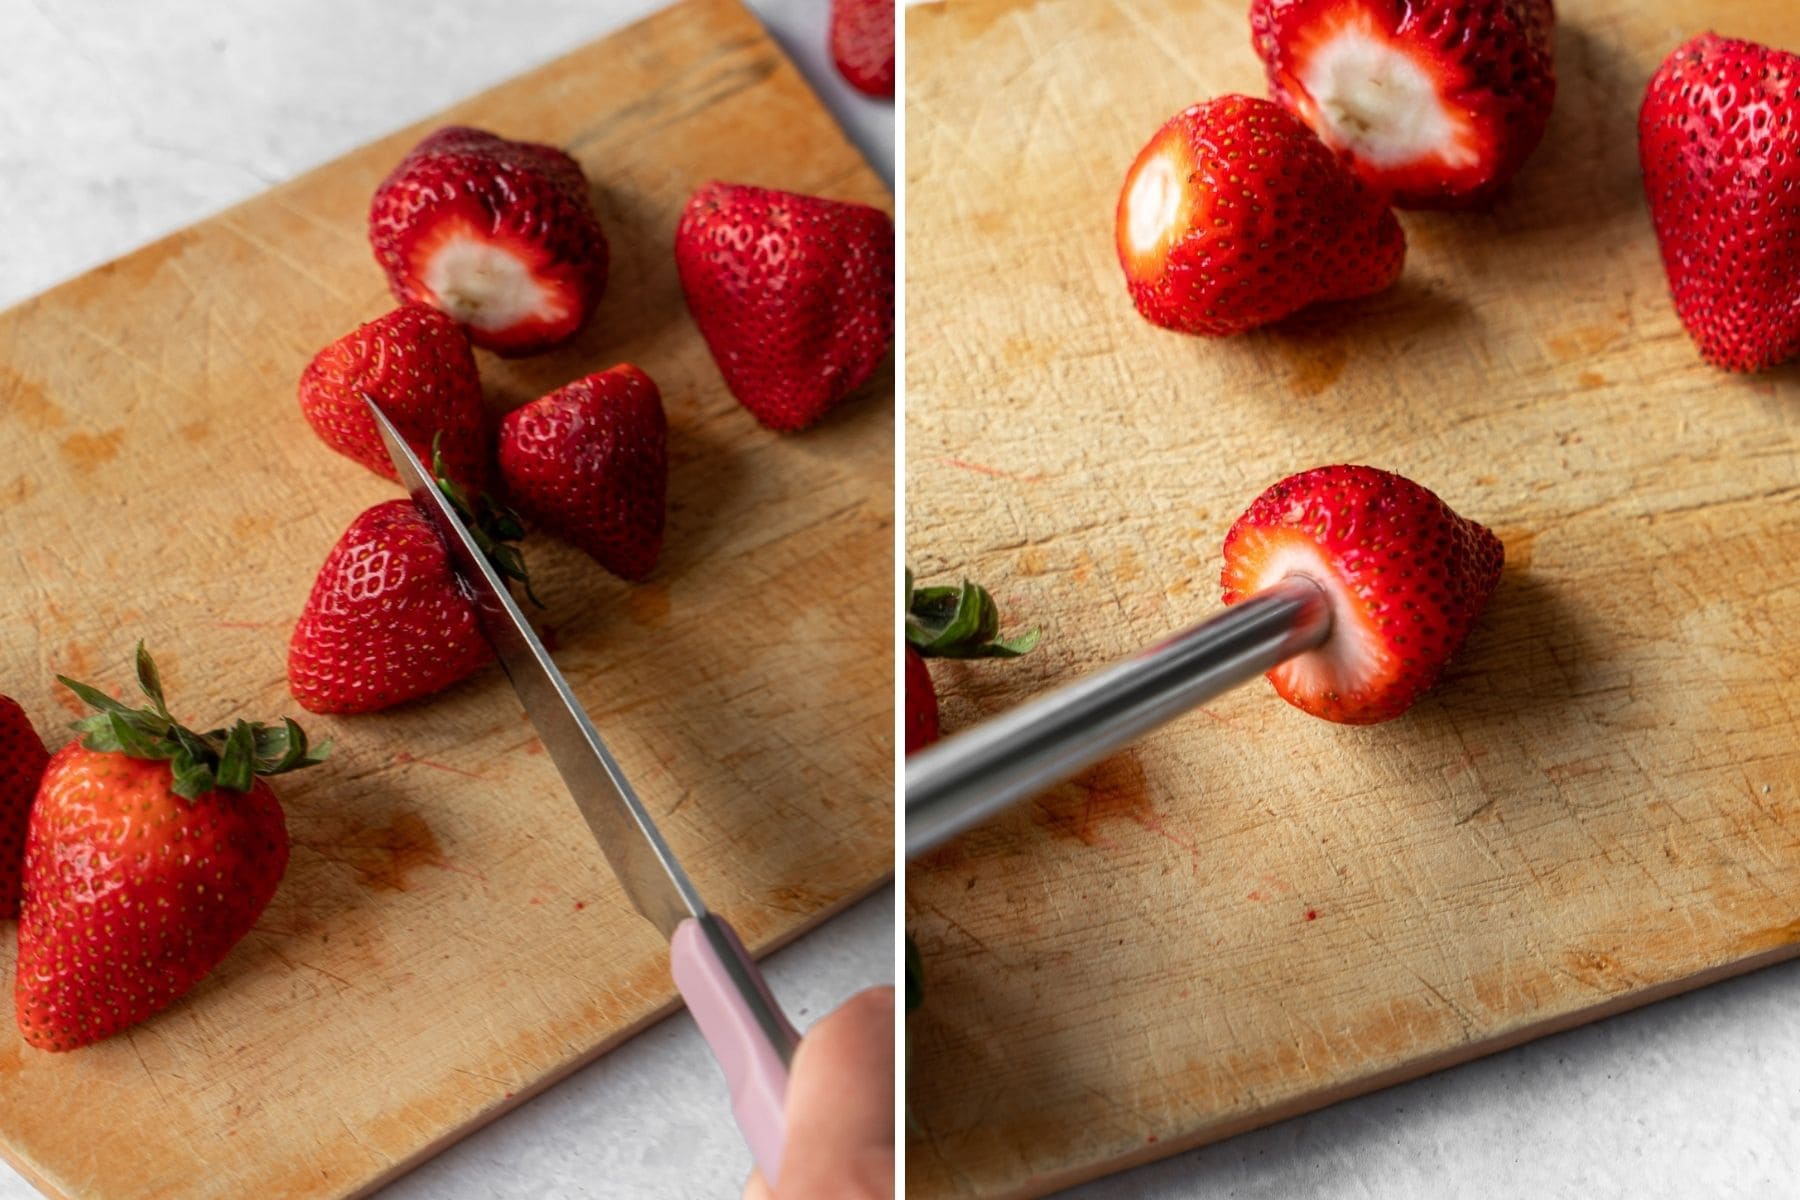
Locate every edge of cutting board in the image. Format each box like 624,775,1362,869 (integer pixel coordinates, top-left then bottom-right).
969,921,1800,1200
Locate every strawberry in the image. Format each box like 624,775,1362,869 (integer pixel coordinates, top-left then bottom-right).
675,182,894,432
832,0,895,97
1639,34,1800,372
498,364,667,582
297,304,491,491
16,645,327,1051
0,697,49,918
288,458,532,714
904,647,938,756
904,570,1038,755
1250,0,1556,209
369,126,608,357
1221,465,1503,724
1117,96,1405,335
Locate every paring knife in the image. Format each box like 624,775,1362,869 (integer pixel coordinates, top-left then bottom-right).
365,398,799,1184
906,576,1333,857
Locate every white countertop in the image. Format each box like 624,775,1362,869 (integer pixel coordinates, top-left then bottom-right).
3,2,891,1198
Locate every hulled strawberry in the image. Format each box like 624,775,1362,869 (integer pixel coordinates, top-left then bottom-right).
298,304,491,491
17,645,327,1051
904,570,1038,755
1250,0,1556,208
1117,96,1405,335
832,0,896,97
675,182,894,432
369,126,608,357
1221,465,1503,724
0,697,49,918
498,364,667,582
1639,33,1800,372
288,458,531,714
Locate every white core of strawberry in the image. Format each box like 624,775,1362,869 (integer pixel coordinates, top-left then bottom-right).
1250,541,1387,695
420,235,562,333
1124,150,1182,256
1297,26,1474,170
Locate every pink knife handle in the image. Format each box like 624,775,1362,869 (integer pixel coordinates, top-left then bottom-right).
671,915,800,1187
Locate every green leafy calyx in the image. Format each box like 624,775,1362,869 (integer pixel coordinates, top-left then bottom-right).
431,435,542,608
60,642,331,799
904,568,1040,659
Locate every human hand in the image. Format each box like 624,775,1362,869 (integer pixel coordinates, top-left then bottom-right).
742,986,895,1200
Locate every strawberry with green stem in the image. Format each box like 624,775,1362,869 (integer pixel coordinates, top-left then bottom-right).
17,644,329,1051
904,570,1038,755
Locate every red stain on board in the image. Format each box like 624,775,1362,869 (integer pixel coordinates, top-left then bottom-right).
301,811,447,892
573,901,587,911
1031,752,1199,868
936,456,1046,483
1246,875,1294,902
394,750,485,780
1306,909,1319,921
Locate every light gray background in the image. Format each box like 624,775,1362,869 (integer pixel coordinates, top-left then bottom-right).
3,2,891,1198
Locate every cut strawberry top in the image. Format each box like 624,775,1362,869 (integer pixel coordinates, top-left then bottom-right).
1117,123,1202,280
1251,0,1556,208
1221,465,1504,724
369,126,608,357
1282,9,1479,172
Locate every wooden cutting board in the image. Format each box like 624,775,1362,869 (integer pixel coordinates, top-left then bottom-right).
905,0,1799,1195
0,1,891,1196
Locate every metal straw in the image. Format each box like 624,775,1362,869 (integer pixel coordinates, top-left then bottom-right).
904,575,1333,856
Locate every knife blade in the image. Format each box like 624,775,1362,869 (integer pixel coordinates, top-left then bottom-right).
364,397,798,1183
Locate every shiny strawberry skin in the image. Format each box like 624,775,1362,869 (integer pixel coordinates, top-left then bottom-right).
1640,34,1800,372
0,697,48,918
15,745,288,1052
369,126,608,357
904,646,939,755
498,365,667,581
287,499,491,714
1117,96,1405,335
1251,0,1556,208
832,0,895,97
675,182,894,431
1221,465,1503,724
297,304,491,491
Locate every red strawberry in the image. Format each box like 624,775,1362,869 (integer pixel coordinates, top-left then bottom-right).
0,697,48,917
1639,34,1800,372
288,471,531,714
675,182,894,432
1250,0,1556,209
17,645,327,1051
1221,465,1503,724
832,0,895,97
904,646,939,756
297,304,491,491
369,126,608,357
1117,96,1405,335
498,364,667,582
904,571,1038,754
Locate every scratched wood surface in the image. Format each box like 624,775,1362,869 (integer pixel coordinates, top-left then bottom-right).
0,1,892,1195
905,0,1799,1195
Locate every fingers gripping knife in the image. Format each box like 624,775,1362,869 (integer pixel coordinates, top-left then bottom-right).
366,399,799,1184
905,576,1334,857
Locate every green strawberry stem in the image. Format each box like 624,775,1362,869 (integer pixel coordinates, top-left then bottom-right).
904,567,1039,659
429,434,543,609
59,642,330,800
